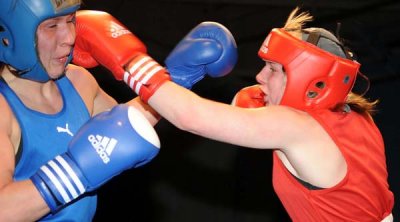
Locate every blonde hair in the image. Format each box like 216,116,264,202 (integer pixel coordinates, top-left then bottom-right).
282,7,379,117
283,7,313,33
343,93,379,117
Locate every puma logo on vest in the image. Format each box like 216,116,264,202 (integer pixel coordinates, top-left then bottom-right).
56,123,74,137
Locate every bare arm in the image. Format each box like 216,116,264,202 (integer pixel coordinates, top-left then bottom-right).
148,81,308,149
126,97,161,126
0,97,50,221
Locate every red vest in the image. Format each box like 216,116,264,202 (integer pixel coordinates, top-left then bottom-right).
273,109,394,221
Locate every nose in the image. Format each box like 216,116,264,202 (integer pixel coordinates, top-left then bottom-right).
61,24,76,46
255,68,267,85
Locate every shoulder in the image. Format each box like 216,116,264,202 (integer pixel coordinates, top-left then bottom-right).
265,105,328,148
65,64,96,84
241,105,319,149
0,94,21,185
63,64,100,114
0,94,13,134
0,93,20,153
266,105,316,130
64,64,118,116
64,64,101,95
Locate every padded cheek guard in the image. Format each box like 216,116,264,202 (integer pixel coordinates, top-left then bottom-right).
258,28,360,111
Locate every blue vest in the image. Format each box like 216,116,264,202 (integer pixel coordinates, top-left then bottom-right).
0,76,97,221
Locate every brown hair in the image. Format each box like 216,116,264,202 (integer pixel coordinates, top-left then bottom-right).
338,93,379,117
0,62,5,74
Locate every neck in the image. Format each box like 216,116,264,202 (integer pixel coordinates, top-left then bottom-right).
1,67,63,114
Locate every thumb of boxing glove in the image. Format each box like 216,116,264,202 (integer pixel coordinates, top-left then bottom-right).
165,21,238,89
72,46,99,68
231,85,267,108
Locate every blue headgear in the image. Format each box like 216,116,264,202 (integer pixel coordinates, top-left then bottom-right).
0,0,81,82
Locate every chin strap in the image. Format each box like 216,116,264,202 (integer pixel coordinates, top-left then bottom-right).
354,71,371,97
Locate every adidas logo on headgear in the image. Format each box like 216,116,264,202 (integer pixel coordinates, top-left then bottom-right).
88,134,118,164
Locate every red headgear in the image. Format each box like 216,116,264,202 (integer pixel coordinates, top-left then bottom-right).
258,28,360,111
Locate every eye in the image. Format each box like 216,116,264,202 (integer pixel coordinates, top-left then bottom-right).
67,15,76,24
267,62,277,72
48,24,57,28
40,20,57,29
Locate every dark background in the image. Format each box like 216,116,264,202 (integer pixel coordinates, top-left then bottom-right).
80,1,399,221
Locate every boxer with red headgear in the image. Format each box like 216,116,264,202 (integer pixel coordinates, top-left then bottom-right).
123,7,392,222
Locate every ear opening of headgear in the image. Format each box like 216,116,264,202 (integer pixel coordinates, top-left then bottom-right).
0,0,81,82
258,28,360,111
305,28,370,98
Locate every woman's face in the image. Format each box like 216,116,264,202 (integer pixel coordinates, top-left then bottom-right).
255,61,286,105
36,13,76,79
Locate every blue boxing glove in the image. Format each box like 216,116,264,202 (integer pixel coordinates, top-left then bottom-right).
165,21,238,89
31,104,160,212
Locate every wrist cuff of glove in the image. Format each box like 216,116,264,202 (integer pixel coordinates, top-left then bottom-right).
123,54,171,103
30,154,87,212
31,174,60,212
138,71,171,103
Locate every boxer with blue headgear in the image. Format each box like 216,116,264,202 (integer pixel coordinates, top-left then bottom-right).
0,1,166,221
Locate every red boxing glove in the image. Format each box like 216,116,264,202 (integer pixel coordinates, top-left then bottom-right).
231,85,267,108
73,10,146,79
73,10,170,102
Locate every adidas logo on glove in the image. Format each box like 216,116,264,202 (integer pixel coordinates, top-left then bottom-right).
88,134,117,164
109,21,131,39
